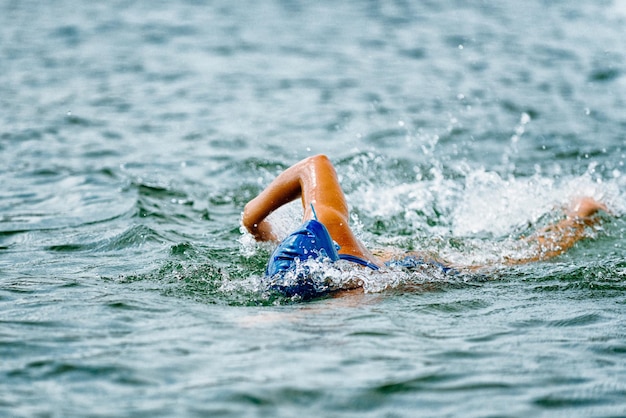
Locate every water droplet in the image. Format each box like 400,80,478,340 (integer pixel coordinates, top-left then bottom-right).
520,112,531,124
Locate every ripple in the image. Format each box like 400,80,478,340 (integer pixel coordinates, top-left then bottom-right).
589,68,621,82
364,129,407,146
545,313,603,328
97,225,165,251
533,393,612,409
8,359,138,384
423,298,491,314
45,224,164,253
370,372,464,394
134,182,188,200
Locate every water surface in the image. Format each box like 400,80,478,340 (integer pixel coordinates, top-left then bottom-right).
1,1,626,416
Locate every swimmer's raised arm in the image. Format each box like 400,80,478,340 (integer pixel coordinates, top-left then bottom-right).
505,197,608,264
242,154,378,262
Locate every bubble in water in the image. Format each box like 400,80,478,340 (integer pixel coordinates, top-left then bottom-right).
520,112,531,125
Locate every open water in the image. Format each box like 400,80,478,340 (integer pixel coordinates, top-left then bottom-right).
2,1,626,416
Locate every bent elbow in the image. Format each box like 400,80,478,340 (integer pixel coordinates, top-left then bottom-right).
242,203,257,233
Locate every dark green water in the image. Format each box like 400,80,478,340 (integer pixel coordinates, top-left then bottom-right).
2,1,626,416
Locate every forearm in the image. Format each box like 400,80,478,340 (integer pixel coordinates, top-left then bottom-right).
524,217,592,262
242,188,300,241
506,198,606,265
242,158,313,241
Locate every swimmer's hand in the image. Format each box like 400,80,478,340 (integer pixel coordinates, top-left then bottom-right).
243,218,278,242
566,197,608,220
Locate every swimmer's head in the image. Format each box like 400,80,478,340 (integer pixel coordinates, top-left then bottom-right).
264,219,340,299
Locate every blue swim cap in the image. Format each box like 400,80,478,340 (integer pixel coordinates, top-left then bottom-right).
264,219,378,299
265,219,340,277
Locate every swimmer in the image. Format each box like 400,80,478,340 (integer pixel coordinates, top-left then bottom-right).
243,155,609,299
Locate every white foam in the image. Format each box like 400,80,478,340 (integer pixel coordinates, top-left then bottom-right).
349,166,624,270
